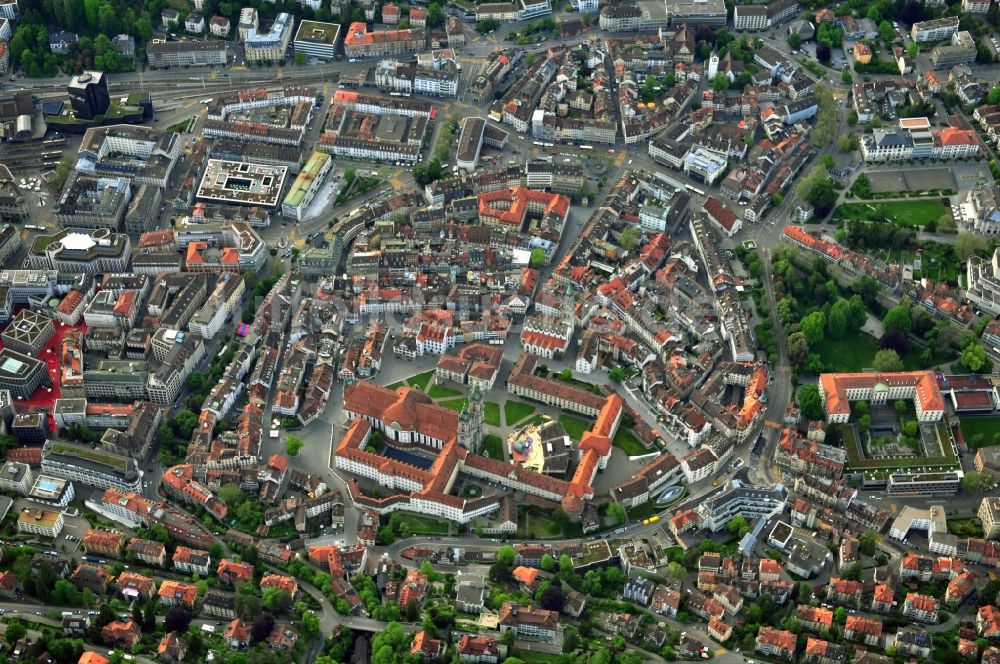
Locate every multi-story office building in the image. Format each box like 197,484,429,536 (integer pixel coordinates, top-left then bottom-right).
930,30,977,67
911,16,959,42
966,249,1000,315
696,479,788,532
146,39,227,68
733,5,768,30
28,475,75,507
67,71,110,120
0,348,48,399
1,309,53,356
27,228,131,275
41,441,141,493
238,8,258,41
599,1,668,31
292,20,341,60
17,509,63,538
188,275,245,340
887,472,963,497
77,125,181,189
0,461,33,495
0,1,18,22
666,0,728,25
281,151,333,221
146,335,205,405
244,12,294,63
54,174,131,230
83,359,148,400
525,161,585,195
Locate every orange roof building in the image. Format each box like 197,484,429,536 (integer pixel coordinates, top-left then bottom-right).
217,559,254,585
512,566,540,589
818,371,944,423
260,573,298,597
78,653,109,664
157,580,198,607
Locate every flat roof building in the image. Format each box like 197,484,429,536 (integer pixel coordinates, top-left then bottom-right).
0,347,48,399
41,440,141,493
244,12,294,63
666,0,727,25
196,159,288,208
293,20,341,60
17,508,63,538
28,475,75,507
146,39,227,68
456,117,486,172
1,309,54,356
281,151,332,221
27,227,131,275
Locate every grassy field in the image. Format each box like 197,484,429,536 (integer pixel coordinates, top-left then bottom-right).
428,383,463,399
812,335,952,374
504,400,536,425
462,483,484,498
626,501,662,522
407,371,435,391
483,434,505,460
484,402,501,427
947,517,984,538
509,650,553,664
959,416,1000,447
614,427,648,456
812,335,881,373
439,398,468,412
517,511,563,539
559,415,591,441
832,199,949,228
393,514,451,536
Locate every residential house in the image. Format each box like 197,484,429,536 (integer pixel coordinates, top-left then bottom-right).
844,615,883,647
902,592,940,624
101,621,141,650
158,580,198,608
756,626,797,661
225,619,251,650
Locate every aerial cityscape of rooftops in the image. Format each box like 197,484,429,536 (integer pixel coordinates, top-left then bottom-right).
8,0,1000,663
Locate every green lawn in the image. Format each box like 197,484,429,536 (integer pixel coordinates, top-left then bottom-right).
509,650,553,664
832,199,950,229
483,434,505,461
559,415,591,441
947,517,984,538
626,501,662,522
614,427,648,456
439,398,469,412
385,381,405,390
812,335,881,373
462,484,484,498
392,514,451,536
504,400,536,425
959,416,1000,447
406,371,435,391
516,511,563,539
428,383,463,399
484,402,501,427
